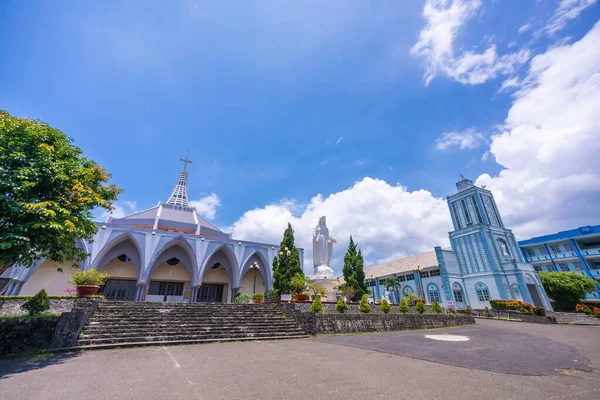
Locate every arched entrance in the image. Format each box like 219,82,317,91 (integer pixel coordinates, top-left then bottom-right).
239,253,267,295
19,260,75,296
93,236,142,301
525,273,544,307
197,247,236,303
452,282,466,309
146,244,195,302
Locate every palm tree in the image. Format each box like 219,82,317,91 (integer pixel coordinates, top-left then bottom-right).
384,277,401,303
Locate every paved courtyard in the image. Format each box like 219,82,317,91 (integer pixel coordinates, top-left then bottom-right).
1,319,599,400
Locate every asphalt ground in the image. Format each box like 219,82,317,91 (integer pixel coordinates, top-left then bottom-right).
1,319,599,400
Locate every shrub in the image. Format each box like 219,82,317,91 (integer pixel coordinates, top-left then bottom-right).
380,298,391,314
21,289,50,316
519,307,532,314
446,308,456,314
576,303,591,313
339,285,355,302
593,307,600,319
465,305,472,314
310,295,324,313
308,282,328,298
415,298,426,314
403,292,419,305
266,289,279,301
533,306,546,316
398,297,410,313
252,293,264,301
233,293,252,304
69,269,109,286
539,271,597,311
483,306,491,317
583,307,594,315
431,300,443,313
359,294,371,313
290,273,310,295
335,295,349,313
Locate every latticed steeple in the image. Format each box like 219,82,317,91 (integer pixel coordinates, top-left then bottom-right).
166,157,192,207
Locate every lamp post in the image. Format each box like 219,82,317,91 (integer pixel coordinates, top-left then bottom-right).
249,262,260,294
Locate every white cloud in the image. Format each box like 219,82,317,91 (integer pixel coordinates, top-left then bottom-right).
545,0,597,35
435,128,486,150
227,177,451,275
410,0,530,85
336,137,344,144
96,200,138,221
518,23,533,33
354,160,366,166
476,21,600,239
189,193,221,220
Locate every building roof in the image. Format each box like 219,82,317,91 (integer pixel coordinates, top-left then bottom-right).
363,248,448,278
518,225,600,246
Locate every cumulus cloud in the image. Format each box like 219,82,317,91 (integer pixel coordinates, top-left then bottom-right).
436,128,486,150
227,178,452,275
189,193,221,220
545,0,597,35
411,0,530,85
476,21,600,239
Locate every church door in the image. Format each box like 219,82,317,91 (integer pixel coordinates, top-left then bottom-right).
196,284,224,303
100,279,137,301
527,284,543,307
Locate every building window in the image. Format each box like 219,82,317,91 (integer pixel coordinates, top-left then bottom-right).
405,274,415,281
379,279,385,286
398,275,406,282
427,283,440,303
461,199,472,225
573,262,584,272
453,290,464,303
564,243,574,252
475,282,490,302
451,202,462,229
525,249,535,257
429,269,441,277
471,195,483,223
550,245,560,254
117,254,130,262
420,271,430,278
558,263,569,272
533,265,542,272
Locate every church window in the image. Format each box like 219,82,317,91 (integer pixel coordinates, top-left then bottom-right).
471,195,483,223
117,254,130,262
429,290,440,303
461,199,472,225
429,269,440,277
475,282,490,302
451,202,462,229
166,257,180,266
420,270,430,278
453,290,464,303
405,274,415,281
379,279,385,286
558,263,570,272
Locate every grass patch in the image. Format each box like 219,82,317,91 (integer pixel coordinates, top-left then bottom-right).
26,352,55,364
0,313,61,320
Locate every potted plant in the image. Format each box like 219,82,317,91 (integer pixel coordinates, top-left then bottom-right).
340,285,355,304
290,273,310,301
234,293,253,304
69,269,109,298
252,293,265,303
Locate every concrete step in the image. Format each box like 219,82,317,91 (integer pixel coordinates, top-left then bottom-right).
81,328,305,339
83,322,299,332
77,331,306,345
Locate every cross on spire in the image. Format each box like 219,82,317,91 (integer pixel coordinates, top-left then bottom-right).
180,156,193,172
459,173,465,180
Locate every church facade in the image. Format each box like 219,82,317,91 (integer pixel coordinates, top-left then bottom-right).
1,160,301,303
365,177,552,310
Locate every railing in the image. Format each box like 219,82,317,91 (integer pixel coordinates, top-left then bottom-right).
526,254,551,262
581,248,600,256
552,251,577,260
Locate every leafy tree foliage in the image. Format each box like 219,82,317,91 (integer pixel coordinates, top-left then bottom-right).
398,297,410,313
539,271,597,310
335,295,349,313
0,111,121,269
415,298,426,314
359,293,371,313
379,298,391,314
272,223,303,294
384,277,400,302
21,289,50,315
310,295,324,313
342,236,369,301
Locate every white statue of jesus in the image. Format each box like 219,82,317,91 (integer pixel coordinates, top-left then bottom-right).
312,216,336,278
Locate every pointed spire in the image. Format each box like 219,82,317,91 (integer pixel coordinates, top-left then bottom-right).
166,158,192,207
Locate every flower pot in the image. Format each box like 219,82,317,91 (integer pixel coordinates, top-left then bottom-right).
346,300,351,304
295,294,308,302
76,285,100,298
253,300,263,304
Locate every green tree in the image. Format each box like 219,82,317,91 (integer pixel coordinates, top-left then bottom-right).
272,223,303,294
342,236,369,301
335,295,349,313
0,111,121,270
539,271,597,311
384,277,401,303
398,297,410,313
310,295,324,313
359,293,371,313
415,298,426,314
431,300,443,313
380,298,391,314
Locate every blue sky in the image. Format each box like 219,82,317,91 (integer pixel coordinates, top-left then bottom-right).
2,1,599,271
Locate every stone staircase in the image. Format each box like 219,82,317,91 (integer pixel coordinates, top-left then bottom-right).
547,311,600,326
75,302,308,350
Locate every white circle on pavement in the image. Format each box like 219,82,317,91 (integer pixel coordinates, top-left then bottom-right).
424,334,470,342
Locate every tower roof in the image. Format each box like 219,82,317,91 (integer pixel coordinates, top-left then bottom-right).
166,156,193,207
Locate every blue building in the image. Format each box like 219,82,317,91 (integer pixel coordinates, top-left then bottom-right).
518,225,600,300
365,176,552,310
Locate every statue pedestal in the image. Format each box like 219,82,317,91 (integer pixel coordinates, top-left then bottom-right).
310,276,339,302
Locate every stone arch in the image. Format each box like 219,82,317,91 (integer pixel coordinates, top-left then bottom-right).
403,285,414,295
145,236,197,286
451,282,466,306
198,244,239,287
91,232,143,280
475,282,490,303
238,249,271,290
426,282,441,303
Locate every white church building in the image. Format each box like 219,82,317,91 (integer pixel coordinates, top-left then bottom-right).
365,177,553,311
1,159,300,303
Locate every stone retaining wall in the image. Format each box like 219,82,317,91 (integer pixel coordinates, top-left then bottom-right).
315,313,475,334
0,316,60,356
290,302,432,314
0,299,76,317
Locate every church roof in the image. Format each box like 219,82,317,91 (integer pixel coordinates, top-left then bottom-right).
105,158,224,236
364,248,450,278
